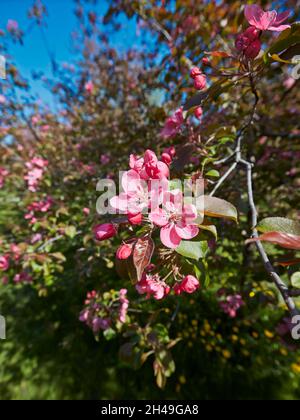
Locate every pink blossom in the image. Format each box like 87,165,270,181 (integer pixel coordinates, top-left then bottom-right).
118,289,129,323
149,191,199,249
110,169,165,216
100,154,110,165
0,167,9,189
31,233,43,244
194,74,207,90
194,106,203,120
14,272,33,284
24,157,48,192
116,244,133,260
244,5,291,32
93,223,117,241
25,197,53,222
136,274,170,300
160,108,184,139
7,20,19,32
190,66,202,79
83,207,90,216
0,255,9,271
0,95,6,104
85,80,94,94
91,317,111,332
202,57,210,66
31,115,41,125
219,293,244,318
174,275,200,295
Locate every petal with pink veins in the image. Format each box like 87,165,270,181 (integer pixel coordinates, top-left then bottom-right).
175,222,199,240
160,223,182,248
149,208,169,227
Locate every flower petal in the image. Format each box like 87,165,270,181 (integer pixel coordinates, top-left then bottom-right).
160,223,182,248
149,208,169,227
175,223,199,240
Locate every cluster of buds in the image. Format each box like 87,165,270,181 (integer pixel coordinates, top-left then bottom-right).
235,27,261,59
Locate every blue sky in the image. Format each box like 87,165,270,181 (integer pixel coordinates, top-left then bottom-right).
0,0,138,106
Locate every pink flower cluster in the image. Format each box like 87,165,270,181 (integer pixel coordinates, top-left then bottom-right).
136,274,171,300
0,167,9,189
136,273,199,300
25,197,53,224
24,157,48,192
236,5,291,60
79,289,129,334
13,272,32,284
109,149,174,227
218,290,245,318
119,289,129,323
160,108,184,139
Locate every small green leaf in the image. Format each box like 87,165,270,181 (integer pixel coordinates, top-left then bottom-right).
202,196,238,223
291,272,300,289
65,226,77,239
206,170,220,178
176,240,208,261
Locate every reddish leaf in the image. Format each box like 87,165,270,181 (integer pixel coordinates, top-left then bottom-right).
133,237,155,282
247,232,300,250
275,259,300,267
205,51,232,58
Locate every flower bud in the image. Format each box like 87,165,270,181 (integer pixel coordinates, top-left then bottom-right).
93,223,117,241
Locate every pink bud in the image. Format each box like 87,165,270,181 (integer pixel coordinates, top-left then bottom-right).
116,244,133,260
161,152,172,166
93,223,117,241
190,67,202,79
202,57,210,66
194,74,206,90
128,212,143,225
244,39,261,59
194,106,203,120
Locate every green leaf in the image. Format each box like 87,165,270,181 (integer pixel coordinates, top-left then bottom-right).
265,23,300,63
291,272,300,289
65,226,77,239
202,196,238,223
256,217,300,236
103,328,117,341
176,240,208,261
199,224,218,240
206,169,220,178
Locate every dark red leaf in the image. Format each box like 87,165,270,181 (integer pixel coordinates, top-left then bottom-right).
133,237,155,282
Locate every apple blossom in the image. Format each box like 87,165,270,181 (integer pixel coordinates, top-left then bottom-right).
160,108,184,139
149,191,199,249
244,5,291,32
0,255,9,272
136,274,170,300
174,275,200,295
